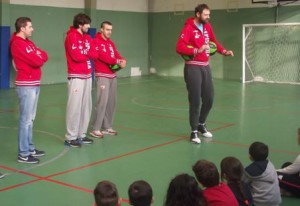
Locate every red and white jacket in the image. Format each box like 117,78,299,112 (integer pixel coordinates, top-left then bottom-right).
93,32,123,79
64,27,97,79
176,17,227,66
10,33,48,86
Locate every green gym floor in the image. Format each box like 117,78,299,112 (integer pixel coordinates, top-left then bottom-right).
0,76,299,205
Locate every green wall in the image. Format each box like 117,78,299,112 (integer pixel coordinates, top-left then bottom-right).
7,4,149,86
150,5,300,81
4,3,300,86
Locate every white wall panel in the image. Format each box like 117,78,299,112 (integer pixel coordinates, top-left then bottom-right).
149,0,273,12
97,0,148,12
10,0,85,8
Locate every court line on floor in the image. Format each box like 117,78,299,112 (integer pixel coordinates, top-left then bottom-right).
0,136,186,194
0,126,69,175
1,122,297,195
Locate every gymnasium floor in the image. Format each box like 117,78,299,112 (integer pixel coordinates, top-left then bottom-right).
0,76,299,206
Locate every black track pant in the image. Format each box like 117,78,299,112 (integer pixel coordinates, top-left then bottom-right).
277,162,300,198
184,64,214,131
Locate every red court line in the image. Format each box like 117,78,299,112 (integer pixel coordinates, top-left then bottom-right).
1,121,236,192
46,136,186,178
0,136,186,193
0,179,40,192
3,122,296,195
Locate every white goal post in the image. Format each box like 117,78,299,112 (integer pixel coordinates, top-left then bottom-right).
242,23,300,84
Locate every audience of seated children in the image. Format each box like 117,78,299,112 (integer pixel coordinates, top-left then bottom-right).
192,159,238,206
276,128,300,198
164,173,206,206
128,180,153,206
243,141,281,206
220,156,253,206
94,180,121,206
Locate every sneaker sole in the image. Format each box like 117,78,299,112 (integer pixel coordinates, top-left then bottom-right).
31,153,45,157
64,141,81,148
89,132,103,138
81,141,94,144
190,138,201,144
17,160,39,164
200,133,213,138
102,132,118,136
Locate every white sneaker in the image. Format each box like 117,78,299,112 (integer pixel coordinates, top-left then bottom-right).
190,132,201,144
101,128,118,136
201,131,213,138
0,173,5,179
198,124,213,138
89,130,104,138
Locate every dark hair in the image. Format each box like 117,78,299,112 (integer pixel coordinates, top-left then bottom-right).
192,159,219,187
73,13,91,28
195,4,210,16
15,17,31,33
101,21,113,28
128,180,153,206
221,157,251,206
94,181,119,206
249,142,268,161
220,156,244,182
164,173,206,206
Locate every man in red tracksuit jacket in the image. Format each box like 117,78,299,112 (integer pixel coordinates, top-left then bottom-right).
176,4,234,144
89,21,126,138
10,17,48,164
64,13,97,147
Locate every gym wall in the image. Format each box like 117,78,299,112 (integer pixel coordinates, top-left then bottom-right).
149,1,300,80
1,0,300,87
2,0,149,87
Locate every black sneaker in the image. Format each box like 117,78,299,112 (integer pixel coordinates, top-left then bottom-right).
18,155,40,164
0,173,5,179
197,123,213,138
64,140,81,148
30,149,45,157
80,137,94,144
190,132,201,144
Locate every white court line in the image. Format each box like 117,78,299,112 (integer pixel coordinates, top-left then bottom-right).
0,126,69,175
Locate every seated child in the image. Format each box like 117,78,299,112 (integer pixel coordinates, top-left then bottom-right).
94,180,121,206
220,156,253,206
192,159,238,206
164,173,206,206
276,128,300,197
243,141,281,206
128,180,153,206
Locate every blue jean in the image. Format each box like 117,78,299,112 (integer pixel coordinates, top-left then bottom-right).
16,86,40,157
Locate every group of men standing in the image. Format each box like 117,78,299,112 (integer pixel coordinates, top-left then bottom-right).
8,3,234,167
10,13,126,164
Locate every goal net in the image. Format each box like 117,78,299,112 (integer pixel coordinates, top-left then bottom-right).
243,23,300,84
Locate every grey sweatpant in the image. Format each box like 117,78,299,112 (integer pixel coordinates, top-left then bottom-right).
65,78,92,140
92,77,117,131
184,64,214,131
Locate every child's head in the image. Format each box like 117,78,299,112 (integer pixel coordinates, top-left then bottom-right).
249,141,268,161
164,173,205,206
220,156,244,182
192,159,219,187
94,180,121,206
128,180,153,206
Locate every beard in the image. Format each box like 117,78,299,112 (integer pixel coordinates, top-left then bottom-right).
199,17,209,24
81,27,88,34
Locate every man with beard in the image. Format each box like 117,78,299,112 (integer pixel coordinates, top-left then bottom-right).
176,4,234,144
89,21,126,138
64,13,97,147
